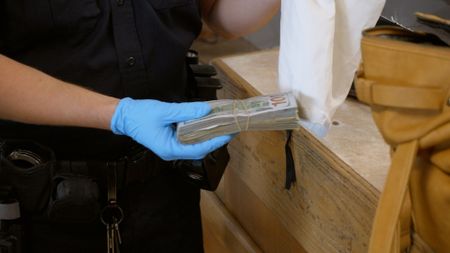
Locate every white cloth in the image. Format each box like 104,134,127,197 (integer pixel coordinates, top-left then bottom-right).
278,0,385,137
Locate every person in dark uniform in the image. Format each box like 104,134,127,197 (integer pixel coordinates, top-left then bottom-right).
0,1,280,252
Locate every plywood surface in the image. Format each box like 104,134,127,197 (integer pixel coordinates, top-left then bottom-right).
215,162,308,253
213,49,390,191
208,49,392,253
201,191,262,253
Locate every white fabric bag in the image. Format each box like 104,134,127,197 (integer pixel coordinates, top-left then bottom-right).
278,0,385,136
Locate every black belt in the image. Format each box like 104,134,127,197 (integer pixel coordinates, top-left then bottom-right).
56,148,168,192
45,148,169,224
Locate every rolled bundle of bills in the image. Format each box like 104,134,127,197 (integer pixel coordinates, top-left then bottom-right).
177,92,301,144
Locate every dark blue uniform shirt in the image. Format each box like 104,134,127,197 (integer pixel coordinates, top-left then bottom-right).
0,0,202,159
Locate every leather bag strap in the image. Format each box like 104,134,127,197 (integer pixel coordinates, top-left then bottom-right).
356,78,447,110
368,140,419,253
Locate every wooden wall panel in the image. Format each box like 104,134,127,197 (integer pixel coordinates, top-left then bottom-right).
218,165,308,253
201,191,262,253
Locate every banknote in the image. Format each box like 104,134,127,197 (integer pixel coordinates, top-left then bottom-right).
177,92,300,144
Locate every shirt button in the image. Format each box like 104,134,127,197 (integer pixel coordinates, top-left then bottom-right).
117,0,124,6
127,57,136,67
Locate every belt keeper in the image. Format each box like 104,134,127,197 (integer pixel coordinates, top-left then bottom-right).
0,200,20,220
106,162,118,205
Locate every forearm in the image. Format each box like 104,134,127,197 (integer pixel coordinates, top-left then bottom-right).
203,0,280,38
0,54,119,130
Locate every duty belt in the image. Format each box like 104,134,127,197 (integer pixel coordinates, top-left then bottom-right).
57,148,166,192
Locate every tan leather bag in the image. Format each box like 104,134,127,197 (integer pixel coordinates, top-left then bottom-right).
355,26,450,253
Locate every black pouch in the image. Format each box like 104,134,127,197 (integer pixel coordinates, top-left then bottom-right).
178,50,230,191
0,140,55,213
47,173,100,224
174,145,229,191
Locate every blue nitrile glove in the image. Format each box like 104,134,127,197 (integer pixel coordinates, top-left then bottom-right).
110,98,232,161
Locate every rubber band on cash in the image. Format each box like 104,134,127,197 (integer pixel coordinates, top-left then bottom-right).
232,100,251,131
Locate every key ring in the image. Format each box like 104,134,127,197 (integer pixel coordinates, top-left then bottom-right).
100,204,124,225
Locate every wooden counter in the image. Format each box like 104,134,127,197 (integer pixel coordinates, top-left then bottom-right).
200,49,390,253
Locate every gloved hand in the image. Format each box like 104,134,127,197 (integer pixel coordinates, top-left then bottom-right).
110,97,232,161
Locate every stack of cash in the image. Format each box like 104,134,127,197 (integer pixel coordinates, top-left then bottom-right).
176,92,300,144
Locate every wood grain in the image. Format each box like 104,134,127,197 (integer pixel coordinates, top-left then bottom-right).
201,190,262,253
201,49,391,253
213,50,390,191
215,157,308,253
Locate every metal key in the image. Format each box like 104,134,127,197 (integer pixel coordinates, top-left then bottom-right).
102,203,123,253
113,217,122,245
113,217,122,253
107,223,114,253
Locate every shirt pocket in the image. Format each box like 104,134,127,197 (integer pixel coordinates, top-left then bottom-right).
2,0,55,44
2,0,100,46
49,0,100,35
149,0,194,10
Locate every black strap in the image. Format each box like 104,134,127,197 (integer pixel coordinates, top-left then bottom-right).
284,130,296,190
106,162,118,205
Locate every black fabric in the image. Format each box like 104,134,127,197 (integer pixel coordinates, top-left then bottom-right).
0,0,204,252
26,166,203,253
120,166,203,253
0,140,55,214
284,130,296,190
0,0,202,160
